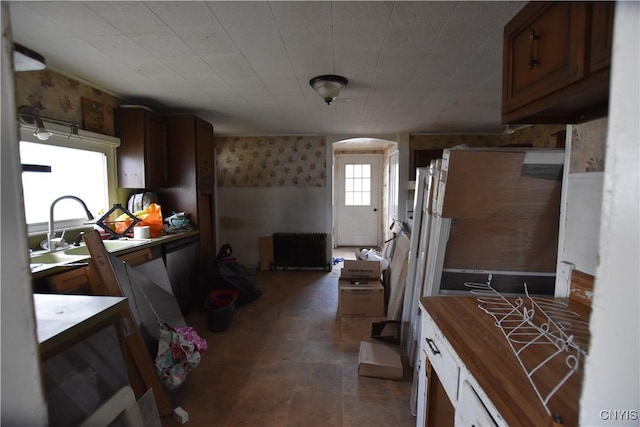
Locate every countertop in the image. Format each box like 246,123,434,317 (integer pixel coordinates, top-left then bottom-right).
31,229,199,279
420,296,591,427
34,293,128,358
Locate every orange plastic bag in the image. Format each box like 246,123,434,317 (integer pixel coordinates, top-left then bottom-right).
115,203,163,237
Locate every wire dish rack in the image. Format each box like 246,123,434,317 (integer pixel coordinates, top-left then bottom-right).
465,275,590,422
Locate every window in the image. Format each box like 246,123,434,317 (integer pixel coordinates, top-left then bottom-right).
18,123,120,233
345,163,371,206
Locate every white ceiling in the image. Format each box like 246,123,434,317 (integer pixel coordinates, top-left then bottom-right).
9,1,525,137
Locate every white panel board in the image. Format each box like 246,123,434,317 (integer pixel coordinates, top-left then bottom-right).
562,172,604,275
217,187,329,267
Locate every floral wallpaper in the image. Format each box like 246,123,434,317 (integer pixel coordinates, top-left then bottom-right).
569,117,607,173
500,124,566,148
14,70,122,136
215,136,327,187
411,124,566,151
411,133,503,150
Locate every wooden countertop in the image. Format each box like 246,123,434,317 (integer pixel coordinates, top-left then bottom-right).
420,296,590,427
34,293,127,357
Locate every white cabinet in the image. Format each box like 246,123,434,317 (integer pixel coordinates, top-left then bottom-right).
417,305,502,427
417,296,585,426
421,309,459,404
455,380,498,427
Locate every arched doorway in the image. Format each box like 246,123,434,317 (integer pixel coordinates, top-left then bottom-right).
332,137,397,248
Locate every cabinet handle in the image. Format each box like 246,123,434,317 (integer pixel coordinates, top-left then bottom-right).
528,29,539,70
425,337,440,355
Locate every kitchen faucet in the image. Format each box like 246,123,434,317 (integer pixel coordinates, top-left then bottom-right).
48,195,94,252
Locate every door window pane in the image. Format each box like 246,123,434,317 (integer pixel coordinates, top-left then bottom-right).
344,163,371,206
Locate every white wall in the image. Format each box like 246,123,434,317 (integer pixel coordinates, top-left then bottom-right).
580,2,640,425
216,187,329,268
397,132,411,225
1,4,48,424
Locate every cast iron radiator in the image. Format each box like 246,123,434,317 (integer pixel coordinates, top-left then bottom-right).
272,232,331,271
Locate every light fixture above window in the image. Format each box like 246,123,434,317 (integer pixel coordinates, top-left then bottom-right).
309,75,348,105
18,105,79,141
33,117,53,140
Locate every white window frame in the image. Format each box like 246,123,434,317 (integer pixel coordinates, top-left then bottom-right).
19,122,120,234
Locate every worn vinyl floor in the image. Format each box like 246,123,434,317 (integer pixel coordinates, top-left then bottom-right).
161,248,415,427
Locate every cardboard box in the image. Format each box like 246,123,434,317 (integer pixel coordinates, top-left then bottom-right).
258,236,273,271
339,280,384,316
341,259,381,280
358,341,403,380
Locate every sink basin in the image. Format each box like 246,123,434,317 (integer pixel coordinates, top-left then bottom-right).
30,239,148,272
29,252,88,272
64,239,145,256
30,252,87,264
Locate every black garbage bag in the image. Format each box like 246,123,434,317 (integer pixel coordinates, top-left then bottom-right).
208,244,261,306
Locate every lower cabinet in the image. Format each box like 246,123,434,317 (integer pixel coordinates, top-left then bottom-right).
455,380,498,427
44,245,161,295
49,266,94,294
417,305,501,427
162,235,200,312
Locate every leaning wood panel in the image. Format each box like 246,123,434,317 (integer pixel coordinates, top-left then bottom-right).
84,230,174,416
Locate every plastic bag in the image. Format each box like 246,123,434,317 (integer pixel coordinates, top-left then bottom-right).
115,203,163,237
208,244,262,306
359,248,390,270
154,322,206,390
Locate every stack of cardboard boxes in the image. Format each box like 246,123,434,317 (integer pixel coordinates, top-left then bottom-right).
338,256,384,316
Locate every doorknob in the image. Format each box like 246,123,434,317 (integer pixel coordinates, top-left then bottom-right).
373,208,378,212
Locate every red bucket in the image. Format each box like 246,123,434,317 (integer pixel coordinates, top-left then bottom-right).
207,289,239,309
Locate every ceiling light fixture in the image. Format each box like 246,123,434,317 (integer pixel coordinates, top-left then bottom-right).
13,43,46,71
309,75,348,105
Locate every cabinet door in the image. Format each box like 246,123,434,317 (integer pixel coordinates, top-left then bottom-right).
590,2,614,73
145,112,167,188
195,118,214,187
115,108,167,189
502,2,588,113
49,266,94,294
425,360,454,427
455,380,498,427
197,189,215,263
416,350,428,427
118,248,155,267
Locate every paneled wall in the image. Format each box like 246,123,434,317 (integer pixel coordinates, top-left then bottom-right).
214,136,330,267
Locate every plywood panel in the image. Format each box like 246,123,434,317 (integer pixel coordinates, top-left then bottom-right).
437,150,525,219
444,175,562,272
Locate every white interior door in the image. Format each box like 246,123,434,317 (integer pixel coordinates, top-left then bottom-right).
335,154,381,247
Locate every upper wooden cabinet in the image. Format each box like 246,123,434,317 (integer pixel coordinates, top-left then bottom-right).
114,107,168,189
590,1,615,73
502,1,613,124
157,115,216,300
164,115,215,190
